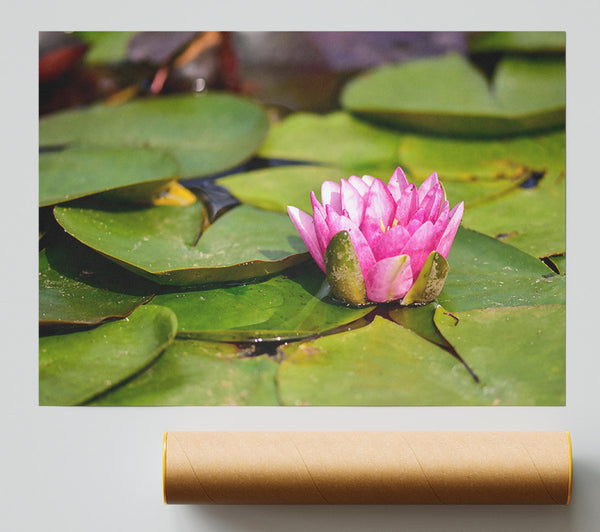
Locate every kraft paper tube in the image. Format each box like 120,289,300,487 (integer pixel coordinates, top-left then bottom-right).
163,431,572,505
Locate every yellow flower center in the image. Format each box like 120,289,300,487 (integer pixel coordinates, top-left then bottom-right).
379,218,399,233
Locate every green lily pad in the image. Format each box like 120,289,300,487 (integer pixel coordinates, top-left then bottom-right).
438,226,565,312
391,227,565,345
469,31,565,53
434,305,565,405
54,200,308,286
40,234,157,326
399,130,565,182
493,56,565,116
277,316,481,406
91,339,279,406
39,305,177,405
218,163,520,217
341,54,565,137
39,93,269,179
462,171,565,257
440,180,524,210
258,111,403,167
217,165,344,213
399,130,565,211
398,131,566,255
153,262,372,342
74,31,137,63
39,145,180,207
388,304,450,349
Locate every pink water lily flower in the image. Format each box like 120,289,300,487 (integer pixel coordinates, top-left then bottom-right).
287,167,463,306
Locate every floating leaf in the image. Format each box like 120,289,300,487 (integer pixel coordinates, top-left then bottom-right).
74,31,138,64
154,262,372,342
217,165,344,213
218,163,520,217
398,130,565,256
434,305,565,405
399,130,565,212
39,305,177,405
391,227,565,345
493,56,565,116
92,339,279,406
39,93,269,179
278,303,565,406
258,111,403,167
40,234,156,326
441,180,524,210
388,304,450,349
469,31,565,53
341,54,565,137
54,201,308,286
54,198,204,277
39,145,180,207
438,227,565,312
398,131,565,182
277,316,480,406
462,172,565,257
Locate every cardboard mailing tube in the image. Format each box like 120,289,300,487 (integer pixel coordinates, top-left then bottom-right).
163,431,572,505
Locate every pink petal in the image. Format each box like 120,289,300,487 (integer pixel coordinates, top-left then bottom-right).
361,175,375,187
340,178,365,226
432,201,450,244
436,201,464,258
417,172,440,203
372,224,411,261
420,184,444,222
401,220,436,279
310,191,329,254
405,208,426,235
287,206,325,271
387,167,409,201
412,208,426,223
394,183,418,226
365,255,414,303
406,218,422,235
325,205,376,277
359,218,385,249
348,175,370,196
438,200,450,220
321,180,342,213
362,178,396,229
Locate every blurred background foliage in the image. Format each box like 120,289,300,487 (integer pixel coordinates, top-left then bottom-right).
40,31,473,115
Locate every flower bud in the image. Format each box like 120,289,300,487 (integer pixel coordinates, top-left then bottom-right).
287,167,463,306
